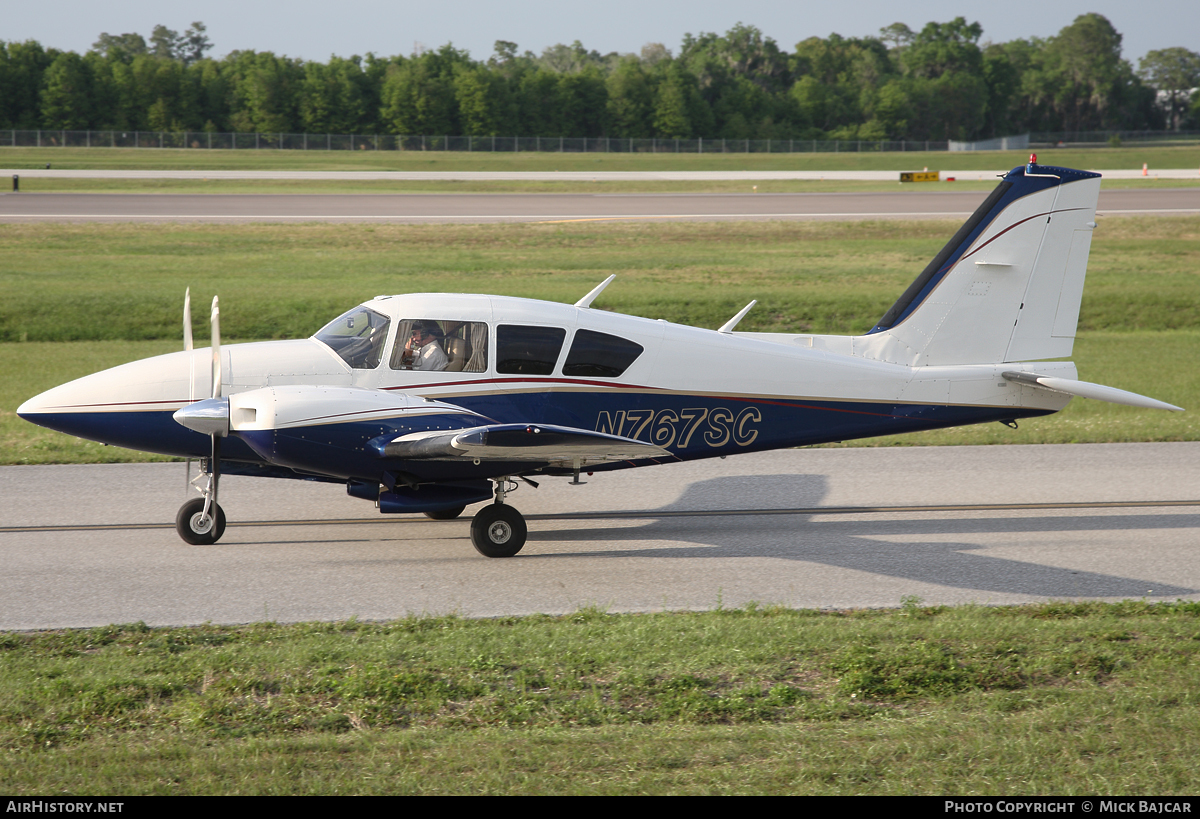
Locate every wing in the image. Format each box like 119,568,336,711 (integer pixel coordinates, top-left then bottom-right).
372,423,671,466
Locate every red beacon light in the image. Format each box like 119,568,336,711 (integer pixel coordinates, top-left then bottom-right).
1027,153,1037,172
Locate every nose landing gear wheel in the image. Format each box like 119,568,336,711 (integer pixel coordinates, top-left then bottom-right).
470,504,527,558
176,497,227,545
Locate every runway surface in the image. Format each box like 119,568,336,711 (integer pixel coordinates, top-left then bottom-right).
1,188,1196,223
2,443,1197,630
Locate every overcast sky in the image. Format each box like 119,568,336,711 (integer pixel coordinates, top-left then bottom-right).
3,0,1196,67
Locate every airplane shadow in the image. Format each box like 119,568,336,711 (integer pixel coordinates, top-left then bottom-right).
524,474,1199,599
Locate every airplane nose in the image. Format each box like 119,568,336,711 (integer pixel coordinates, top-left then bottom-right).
16,339,349,454
17,379,101,428
16,392,49,419
15,350,200,442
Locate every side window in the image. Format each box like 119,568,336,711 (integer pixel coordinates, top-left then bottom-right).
496,325,567,375
390,320,489,373
563,329,644,378
314,306,391,369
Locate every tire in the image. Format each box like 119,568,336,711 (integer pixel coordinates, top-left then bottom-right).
176,498,227,545
469,504,527,558
424,505,466,521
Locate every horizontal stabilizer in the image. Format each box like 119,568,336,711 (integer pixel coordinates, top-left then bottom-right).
1002,372,1183,412
375,423,671,465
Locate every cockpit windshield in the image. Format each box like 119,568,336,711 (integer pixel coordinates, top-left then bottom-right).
314,305,391,369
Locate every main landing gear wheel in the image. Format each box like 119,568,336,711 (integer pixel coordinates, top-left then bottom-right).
176,497,227,545
424,505,466,521
470,504,527,558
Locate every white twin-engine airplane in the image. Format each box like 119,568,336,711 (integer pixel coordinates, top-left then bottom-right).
18,158,1183,557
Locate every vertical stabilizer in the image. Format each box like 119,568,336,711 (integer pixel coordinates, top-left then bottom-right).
858,162,1100,367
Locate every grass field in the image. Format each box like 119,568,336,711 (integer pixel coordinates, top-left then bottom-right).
2,144,1199,174
9,176,1199,195
2,216,1196,463
3,143,1198,194
3,602,1199,795
3,218,1196,341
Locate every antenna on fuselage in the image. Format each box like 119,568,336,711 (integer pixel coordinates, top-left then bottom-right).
717,300,757,334
574,275,616,308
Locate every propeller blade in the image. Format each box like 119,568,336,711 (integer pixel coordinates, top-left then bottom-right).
184,288,195,491
185,288,195,404
175,295,232,437
210,296,222,400
183,288,193,352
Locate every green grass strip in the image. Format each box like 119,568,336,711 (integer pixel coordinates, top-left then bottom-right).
2,601,1200,794
3,144,1198,172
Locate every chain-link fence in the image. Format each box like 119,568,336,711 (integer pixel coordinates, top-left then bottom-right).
1,129,1196,153
1030,130,1200,146
392,136,956,153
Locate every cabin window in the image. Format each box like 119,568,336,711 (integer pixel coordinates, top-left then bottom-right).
496,325,567,375
390,320,488,372
314,306,391,369
562,329,644,378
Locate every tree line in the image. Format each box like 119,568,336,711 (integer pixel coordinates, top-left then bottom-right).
3,15,1198,142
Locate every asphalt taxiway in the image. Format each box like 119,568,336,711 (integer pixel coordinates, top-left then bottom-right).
2,443,1197,630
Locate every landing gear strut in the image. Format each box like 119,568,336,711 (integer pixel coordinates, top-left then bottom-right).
469,478,527,558
177,440,226,545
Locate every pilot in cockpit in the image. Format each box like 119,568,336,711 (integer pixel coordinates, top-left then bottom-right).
400,322,449,371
